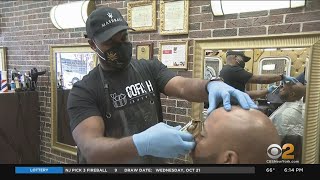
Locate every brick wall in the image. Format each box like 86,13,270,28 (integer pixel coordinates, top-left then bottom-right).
0,0,319,164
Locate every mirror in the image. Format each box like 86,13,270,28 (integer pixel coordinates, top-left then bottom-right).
192,33,320,164
50,44,97,155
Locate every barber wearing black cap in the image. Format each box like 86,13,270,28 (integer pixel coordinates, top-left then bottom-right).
219,50,299,99
67,7,257,164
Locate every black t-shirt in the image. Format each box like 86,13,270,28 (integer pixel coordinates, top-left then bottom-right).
68,59,175,131
67,59,175,163
219,64,253,92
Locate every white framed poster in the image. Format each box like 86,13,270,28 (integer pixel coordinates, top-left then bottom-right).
159,41,188,69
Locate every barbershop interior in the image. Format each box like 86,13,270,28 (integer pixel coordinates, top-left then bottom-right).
0,0,320,165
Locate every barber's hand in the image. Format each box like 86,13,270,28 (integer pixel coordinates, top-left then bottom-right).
267,85,277,93
132,122,195,158
282,75,299,84
207,81,258,114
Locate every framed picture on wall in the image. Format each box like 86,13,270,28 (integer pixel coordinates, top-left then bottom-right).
159,41,188,69
127,0,156,32
159,0,189,35
0,47,7,71
136,43,153,60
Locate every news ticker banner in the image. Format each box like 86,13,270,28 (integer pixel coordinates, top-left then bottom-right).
15,166,254,174
13,165,320,175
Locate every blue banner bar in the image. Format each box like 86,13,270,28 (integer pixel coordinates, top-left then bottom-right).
15,167,63,174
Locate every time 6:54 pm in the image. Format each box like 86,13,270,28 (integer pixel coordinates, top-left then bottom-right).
284,168,303,173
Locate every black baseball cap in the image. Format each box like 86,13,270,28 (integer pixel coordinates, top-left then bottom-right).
226,50,251,62
85,7,134,43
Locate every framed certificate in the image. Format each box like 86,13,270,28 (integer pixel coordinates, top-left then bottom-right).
159,41,188,69
160,0,189,35
127,1,156,32
136,43,153,60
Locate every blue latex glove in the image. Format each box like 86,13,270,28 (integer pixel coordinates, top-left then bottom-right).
282,75,299,84
207,81,258,114
132,122,195,158
267,85,278,93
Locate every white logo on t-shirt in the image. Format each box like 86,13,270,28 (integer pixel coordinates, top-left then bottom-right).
110,80,155,108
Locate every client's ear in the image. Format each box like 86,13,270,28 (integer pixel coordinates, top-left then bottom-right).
289,91,296,99
222,151,239,164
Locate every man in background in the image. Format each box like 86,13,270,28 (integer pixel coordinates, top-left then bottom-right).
219,50,299,99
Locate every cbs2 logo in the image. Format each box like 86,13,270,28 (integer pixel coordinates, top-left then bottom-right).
267,144,294,159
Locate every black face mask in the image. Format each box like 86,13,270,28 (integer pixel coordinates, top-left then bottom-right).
236,59,246,68
95,42,132,70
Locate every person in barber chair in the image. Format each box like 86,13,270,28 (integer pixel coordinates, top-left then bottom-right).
269,81,306,136
191,106,281,164
219,50,299,99
268,81,306,162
